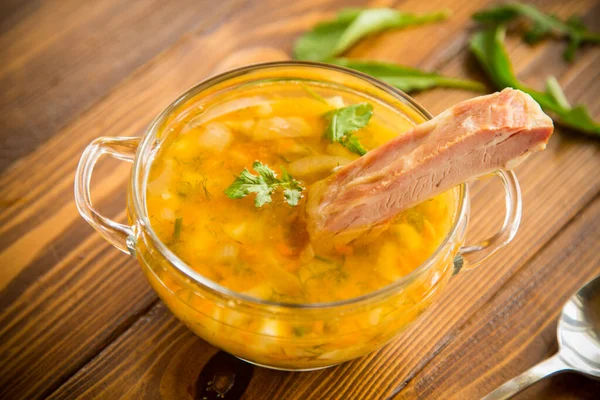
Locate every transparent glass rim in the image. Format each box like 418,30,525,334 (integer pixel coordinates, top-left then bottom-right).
131,61,468,310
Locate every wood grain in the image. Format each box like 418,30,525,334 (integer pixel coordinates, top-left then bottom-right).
394,197,600,400
47,302,215,400
0,1,367,398
49,198,600,400
1,0,599,399
0,0,238,172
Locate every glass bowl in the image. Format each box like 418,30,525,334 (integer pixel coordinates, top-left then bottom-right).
74,62,521,370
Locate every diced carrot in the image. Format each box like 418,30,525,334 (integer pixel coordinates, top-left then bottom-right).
276,242,295,256
334,244,354,256
313,320,325,334
285,261,302,274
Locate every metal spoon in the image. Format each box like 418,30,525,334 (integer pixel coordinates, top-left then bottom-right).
483,275,600,400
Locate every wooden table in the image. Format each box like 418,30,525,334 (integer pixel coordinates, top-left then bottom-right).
1,0,599,399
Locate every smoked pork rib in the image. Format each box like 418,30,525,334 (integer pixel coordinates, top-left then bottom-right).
306,88,554,240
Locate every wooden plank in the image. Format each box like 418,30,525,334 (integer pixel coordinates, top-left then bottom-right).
0,0,238,172
37,1,600,399
394,197,600,400
48,198,600,400
46,302,215,400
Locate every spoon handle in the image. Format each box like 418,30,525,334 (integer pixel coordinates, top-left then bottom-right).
482,354,570,400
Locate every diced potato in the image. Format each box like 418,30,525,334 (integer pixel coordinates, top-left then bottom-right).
198,122,233,152
258,320,286,337
326,96,345,108
223,222,247,241
187,96,270,126
392,223,423,251
227,149,250,165
161,207,175,222
170,133,200,160
216,243,240,262
299,244,315,264
179,171,205,185
225,119,256,137
147,166,172,196
243,283,273,299
276,139,312,158
256,103,273,117
187,230,218,254
262,252,304,295
287,155,354,179
253,117,313,140
325,143,358,158
368,309,382,326
221,309,252,327
376,241,403,282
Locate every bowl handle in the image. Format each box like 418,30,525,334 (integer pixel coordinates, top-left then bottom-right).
74,137,140,255
455,170,522,273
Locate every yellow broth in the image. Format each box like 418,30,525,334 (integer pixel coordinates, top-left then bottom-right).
140,79,460,369
146,82,455,304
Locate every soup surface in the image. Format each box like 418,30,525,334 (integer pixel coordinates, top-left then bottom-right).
146,81,455,304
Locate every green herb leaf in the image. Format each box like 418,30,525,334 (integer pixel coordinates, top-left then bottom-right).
324,103,373,142
173,217,183,240
252,162,278,183
224,162,304,208
473,2,600,62
292,326,309,337
176,181,192,197
294,8,450,61
470,25,600,136
331,58,485,93
343,134,368,156
324,103,373,155
283,188,302,206
224,166,273,207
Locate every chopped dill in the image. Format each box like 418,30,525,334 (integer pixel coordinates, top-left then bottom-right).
173,217,183,239
200,176,212,200
314,254,333,264
278,154,291,163
300,83,328,104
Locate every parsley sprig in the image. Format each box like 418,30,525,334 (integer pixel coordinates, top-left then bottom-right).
224,162,304,208
324,103,373,156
